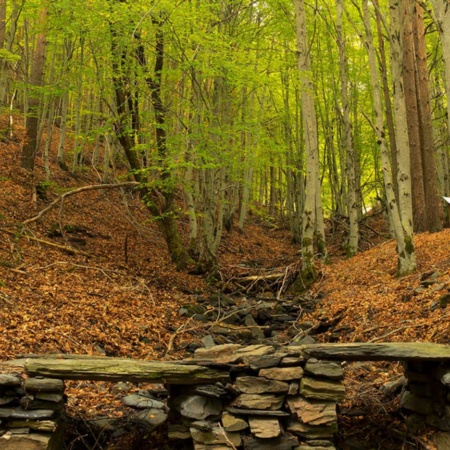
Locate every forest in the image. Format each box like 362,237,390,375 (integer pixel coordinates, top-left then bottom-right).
1,0,450,449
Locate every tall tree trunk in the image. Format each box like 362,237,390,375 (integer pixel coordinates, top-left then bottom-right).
362,0,412,276
429,0,450,156
21,2,48,171
293,0,325,283
402,2,427,232
388,0,417,275
413,1,441,232
336,0,358,256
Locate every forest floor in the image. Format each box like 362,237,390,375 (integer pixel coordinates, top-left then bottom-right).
1,117,450,449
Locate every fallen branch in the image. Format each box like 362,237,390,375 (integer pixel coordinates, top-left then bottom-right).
0,228,92,257
22,182,140,226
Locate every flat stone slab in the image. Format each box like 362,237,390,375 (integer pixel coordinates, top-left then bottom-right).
248,417,281,438
294,343,450,361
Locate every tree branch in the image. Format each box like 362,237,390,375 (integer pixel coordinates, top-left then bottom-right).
21,182,140,226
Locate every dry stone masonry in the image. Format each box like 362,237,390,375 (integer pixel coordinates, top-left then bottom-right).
0,374,65,450
3,342,450,449
168,343,344,449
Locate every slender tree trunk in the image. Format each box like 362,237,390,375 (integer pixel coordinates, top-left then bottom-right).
21,2,48,171
362,0,411,275
402,2,427,231
337,0,358,256
388,0,417,275
413,1,441,232
294,0,325,283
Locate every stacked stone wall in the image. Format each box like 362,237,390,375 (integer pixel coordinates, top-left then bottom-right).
168,344,344,450
0,374,65,450
402,360,450,433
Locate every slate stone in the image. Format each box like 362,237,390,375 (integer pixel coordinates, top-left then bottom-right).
122,394,166,410
281,357,304,367
168,424,191,440
259,367,304,381
401,391,434,415
201,335,216,349
426,412,450,431
35,393,63,403
0,375,21,386
0,433,51,450
304,359,343,380
306,440,336,447
441,372,450,386
173,395,222,420
24,378,64,393
0,396,16,406
245,314,265,340
248,417,281,438
287,419,337,439
9,420,57,432
190,420,212,431
190,425,241,446
236,376,289,394
0,408,54,420
194,384,228,399
246,355,282,370
135,408,168,429
222,411,248,432
287,397,336,426
195,344,275,364
300,378,345,402
226,407,289,417
231,393,284,410
242,434,299,449
193,444,232,450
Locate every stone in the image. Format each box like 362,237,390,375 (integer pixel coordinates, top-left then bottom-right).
242,434,299,449
0,408,54,420
173,395,222,420
9,420,57,432
236,376,289,394
380,376,406,396
426,413,450,431
193,445,232,450
299,342,450,362
0,375,21,386
429,431,450,450
226,407,289,417
194,384,228,399
201,335,216,349
248,417,281,438
195,344,275,364
300,378,345,402
281,357,304,367
190,425,241,446
304,360,343,380
401,391,434,415
168,424,191,440
190,420,212,431
259,367,304,381
135,408,168,429
122,394,166,410
287,419,337,439
0,433,51,450
211,325,254,340
441,372,450,386
306,440,335,447
24,378,64,393
297,447,335,450
244,314,265,340
35,393,63,403
287,397,337,426
111,382,132,394
222,412,248,432
231,393,284,410
246,355,282,370
0,396,16,406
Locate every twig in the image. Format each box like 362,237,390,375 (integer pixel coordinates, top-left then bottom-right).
217,422,237,450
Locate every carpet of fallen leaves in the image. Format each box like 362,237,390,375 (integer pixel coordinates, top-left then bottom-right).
1,116,450,448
